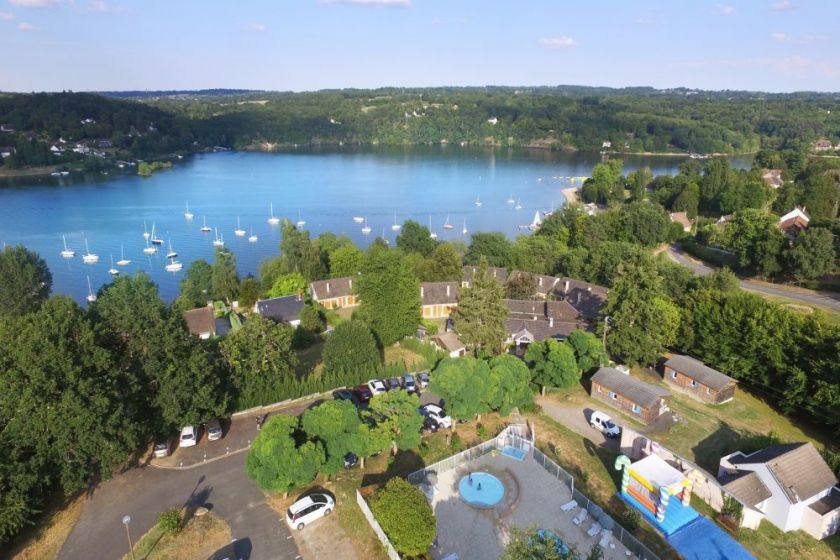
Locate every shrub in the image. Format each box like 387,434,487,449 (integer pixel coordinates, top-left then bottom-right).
476,423,488,440
158,508,182,534
399,336,445,370
450,433,462,451
368,478,436,557
620,508,641,533
587,544,604,560
420,319,439,336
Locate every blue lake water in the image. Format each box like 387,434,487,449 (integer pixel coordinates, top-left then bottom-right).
0,146,751,303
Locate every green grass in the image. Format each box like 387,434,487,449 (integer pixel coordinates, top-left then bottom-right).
124,512,231,560
743,290,840,325
294,341,324,379
736,521,840,560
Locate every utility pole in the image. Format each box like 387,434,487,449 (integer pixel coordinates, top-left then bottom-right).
602,316,610,349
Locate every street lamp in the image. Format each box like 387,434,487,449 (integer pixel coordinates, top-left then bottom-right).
122,514,136,560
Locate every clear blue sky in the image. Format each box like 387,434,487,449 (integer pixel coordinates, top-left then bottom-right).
1,0,837,93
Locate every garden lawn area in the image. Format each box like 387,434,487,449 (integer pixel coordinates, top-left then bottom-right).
383,344,428,370
123,512,231,560
294,340,324,379
743,291,840,325
735,520,840,560
5,494,85,560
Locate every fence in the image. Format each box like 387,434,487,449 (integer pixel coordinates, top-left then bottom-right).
356,489,401,560
407,436,506,485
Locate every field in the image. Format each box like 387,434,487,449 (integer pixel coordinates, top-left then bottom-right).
123,512,231,560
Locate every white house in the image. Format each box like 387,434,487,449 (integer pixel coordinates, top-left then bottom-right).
718,442,840,539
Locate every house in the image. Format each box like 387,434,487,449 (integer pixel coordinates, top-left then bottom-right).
487,117,499,125
761,169,783,189
590,367,671,424
551,277,609,319
669,211,693,233
602,140,612,149
663,354,737,404
814,139,834,151
718,443,840,539
461,265,507,288
505,298,590,350
0,146,14,159
0,124,15,133
214,313,244,337
420,282,459,319
254,293,304,326
309,276,359,309
716,214,734,225
182,306,215,339
778,206,810,237
430,332,466,358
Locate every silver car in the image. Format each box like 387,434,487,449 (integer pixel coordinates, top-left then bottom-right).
207,419,223,441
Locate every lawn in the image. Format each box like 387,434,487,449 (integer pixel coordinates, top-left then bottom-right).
124,511,231,560
5,494,85,560
745,290,840,325
294,340,324,378
383,344,428,370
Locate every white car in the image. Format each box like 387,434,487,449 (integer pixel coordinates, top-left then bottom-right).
590,411,621,438
286,493,335,530
179,425,198,448
420,404,452,429
367,379,387,396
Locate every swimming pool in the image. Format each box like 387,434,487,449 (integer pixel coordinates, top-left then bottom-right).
458,472,505,508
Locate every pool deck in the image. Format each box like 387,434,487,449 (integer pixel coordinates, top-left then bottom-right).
429,453,633,560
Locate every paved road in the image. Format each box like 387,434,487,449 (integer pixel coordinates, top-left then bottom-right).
59,452,300,560
665,245,840,311
536,396,619,452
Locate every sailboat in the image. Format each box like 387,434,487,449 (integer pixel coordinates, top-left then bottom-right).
382,228,390,246
108,255,119,276
165,256,183,272
428,216,438,240
61,235,75,258
361,218,372,235
267,203,280,225
143,221,150,240
248,226,258,243
82,238,99,264
461,218,468,236
353,216,364,224
296,210,306,228
150,223,163,245
507,193,515,204
391,213,401,232
166,239,178,259
443,214,454,230
184,202,194,220
200,215,212,232
86,276,97,303
143,237,157,255
234,216,246,237
116,244,131,266
213,228,224,247
475,195,482,207
515,198,522,210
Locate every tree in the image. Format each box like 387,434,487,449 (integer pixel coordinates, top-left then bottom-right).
566,330,608,373
724,209,784,277
280,220,326,280
0,245,51,317
366,390,424,454
524,339,579,394
211,247,239,302
616,202,671,247
465,232,512,267
627,167,652,201
301,399,364,475
396,219,436,257
506,271,537,299
357,249,420,345
455,259,508,355
322,320,381,383
784,227,836,282
219,315,297,408
268,272,307,298
510,234,564,274
486,355,533,415
425,243,463,281
176,259,212,309
368,478,436,557
672,181,700,219
238,275,261,308
501,527,575,560
429,357,490,421
246,414,323,497
299,302,325,333
329,244,365,278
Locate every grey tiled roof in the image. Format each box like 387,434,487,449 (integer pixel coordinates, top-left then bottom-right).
552,277,608,318
590,367,670,408
256,295,304,323
720,471,772,507
505,299,581,323
665,354,735,391
462,265,508,286
421,282,459,305
507,318,587,341
182,307,215,336
310,276,355,300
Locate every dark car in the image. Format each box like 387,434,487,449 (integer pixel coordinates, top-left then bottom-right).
422,416,440,434
354,384,373,403
333,389,357,404
386,377,401,391
417,371,430,388
344,452,358,469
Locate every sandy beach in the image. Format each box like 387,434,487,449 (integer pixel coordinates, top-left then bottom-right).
561,186,580,205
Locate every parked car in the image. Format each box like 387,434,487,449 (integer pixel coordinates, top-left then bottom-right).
333,389,357,404
402,374,417,393
417,371,430,388
386,377,401,391
420,404,452,429
286,493,335,530
590,411,621,438
367,379,386,396
354,384,373,403
153,437,171,458
207,419,223,441
344,452,358,469
179,425,198,448
422,416,440,434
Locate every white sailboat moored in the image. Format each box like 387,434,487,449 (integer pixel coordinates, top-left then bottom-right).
461,218,468,236
184,202,194,220
86,276,97,303
116,245,131,266
82,239,99,264
475,195,482,207
248,227,258,243
150,223,163,245
361,218,372,235
443,214,454,230
391,213,401,232
515,198,522,210
267,203,280,225
165,257,183,272
108,255,119,276
166,239,178,259
143,238,157,255
143,221,150,240
234,216,246,237
507,193,515,204
61,235,75,258
353,216,364,224
429,216,437,239
213,228,224,247
296,210,306,228
200,215,212,232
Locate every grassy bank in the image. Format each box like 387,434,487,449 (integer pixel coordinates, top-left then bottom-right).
123,512,231,560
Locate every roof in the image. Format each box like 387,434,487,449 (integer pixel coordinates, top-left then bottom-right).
310,276,355,300
182,307,215,336
629,454,686,492
665,354,735,391
808,490,840,516
462,265,507,286
669,212,693,230
421,282,459,305
590,367,670,409
431,332,465,353
214,314,244,337
729,442,838,503
506,299,581,323
552,277,608,318
256,295,304,323
761,169,783,189
506,318,587,341
720,471,773,508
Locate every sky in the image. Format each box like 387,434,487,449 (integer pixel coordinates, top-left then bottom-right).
0,0,838,93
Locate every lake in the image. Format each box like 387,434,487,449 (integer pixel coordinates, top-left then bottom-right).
0,146,751,303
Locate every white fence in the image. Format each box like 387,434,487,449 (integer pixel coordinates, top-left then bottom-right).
356,489,401,560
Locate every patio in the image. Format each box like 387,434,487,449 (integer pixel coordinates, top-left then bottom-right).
428,452,634,560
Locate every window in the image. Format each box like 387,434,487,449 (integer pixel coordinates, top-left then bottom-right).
690,380,698,388
596,385,602,393
670,370,677,379
706,387,711,394
632,404,641,414
608,391,617,400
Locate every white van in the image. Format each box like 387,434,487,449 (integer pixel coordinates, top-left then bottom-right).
590,411,621,438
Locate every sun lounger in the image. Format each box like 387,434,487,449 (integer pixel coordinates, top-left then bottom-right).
560,500,577,512
572,508,588,526
599,528,612,548
587,521,603,538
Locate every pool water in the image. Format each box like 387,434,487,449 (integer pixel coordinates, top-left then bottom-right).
458,472,505,508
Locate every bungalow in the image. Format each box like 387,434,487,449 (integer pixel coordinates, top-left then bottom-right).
779,206,810,237
505,298,590,350
254,293,304,326
182,306,215,339
663,354,736,404
669,211,693,233
430,332,466,358
814,139,834,151
761,168,783,189
461,265,507,288
421,282,459,319
0,124,14,133
309,276,358,309
551,277,609,319
0,146,14,159
718,443,840,539
590,367,671,425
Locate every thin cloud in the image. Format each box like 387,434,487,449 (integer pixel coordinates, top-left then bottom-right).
87,0,108,12
319,0,411,7
8,0,60,7
246,22,266,32
0,10,14,19
771,0,795,11
540,36,577,49
17,21,39,30
712,4,736,16
770,31,788,41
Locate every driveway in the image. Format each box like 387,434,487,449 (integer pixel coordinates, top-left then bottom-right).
666,245,840,311
536,396,619,452
59,452,300,560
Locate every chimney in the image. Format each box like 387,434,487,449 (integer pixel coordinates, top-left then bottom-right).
420,286,425,298
564,279,570,293
538,277,543,287
446,284,451,297
549,317,554,327
587,286,592,292
326,282,331,294
348,278,352,289
297,288,302,302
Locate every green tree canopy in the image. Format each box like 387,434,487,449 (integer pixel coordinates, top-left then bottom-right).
366,390,424,454
723,209,785,277
425,242,463,281
368,478,436,557
322,319,382,383
524,339,579,393
176,259,212,309
238,275,261,308
396,219,436,257
357,249,420,345
329,244,365,278
301,399,364,475
566,330,609,373
268,271,307,298
784,227,836,282
0,245,51,317
246,414,324,495
211,247,240,302
429,357,491,421
465,232,512,267
506,271,537,299
486,354,534,415
454,259,508,355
